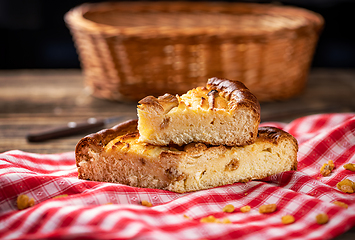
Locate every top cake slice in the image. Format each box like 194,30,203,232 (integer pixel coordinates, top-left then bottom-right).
137,77,260,146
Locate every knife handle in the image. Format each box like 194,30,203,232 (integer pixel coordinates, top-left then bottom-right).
26,118,105,142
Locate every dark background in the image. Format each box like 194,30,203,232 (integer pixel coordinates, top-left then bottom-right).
0,0,354,70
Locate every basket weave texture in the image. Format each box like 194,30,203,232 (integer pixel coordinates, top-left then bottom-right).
65,1,324,102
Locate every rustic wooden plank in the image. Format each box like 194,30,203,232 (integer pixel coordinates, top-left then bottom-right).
0,115,136,153
260,68,355,122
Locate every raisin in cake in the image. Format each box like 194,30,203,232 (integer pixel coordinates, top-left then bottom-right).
75,119,298,193
137,77,260,146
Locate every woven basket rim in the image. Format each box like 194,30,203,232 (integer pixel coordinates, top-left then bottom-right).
64,1,324,39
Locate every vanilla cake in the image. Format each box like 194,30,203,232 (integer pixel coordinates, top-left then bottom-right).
137,77,260,146
75,119,298,193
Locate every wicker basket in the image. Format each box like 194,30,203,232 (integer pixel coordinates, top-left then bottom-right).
65,1,323,102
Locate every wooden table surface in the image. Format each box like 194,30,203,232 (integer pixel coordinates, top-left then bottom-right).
0,68,354,239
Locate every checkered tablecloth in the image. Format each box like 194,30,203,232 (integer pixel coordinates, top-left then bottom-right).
1,113,355,240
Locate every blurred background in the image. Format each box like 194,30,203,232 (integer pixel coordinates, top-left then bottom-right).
0,0,354,70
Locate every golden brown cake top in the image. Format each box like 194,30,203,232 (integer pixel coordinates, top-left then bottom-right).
138,77,260,115
206,77,260,114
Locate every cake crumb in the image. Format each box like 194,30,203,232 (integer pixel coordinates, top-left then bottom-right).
336,179,355,193
343,163,355,171
320,160,335,177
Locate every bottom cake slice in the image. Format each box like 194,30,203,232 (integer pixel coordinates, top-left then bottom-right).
75,119,298,193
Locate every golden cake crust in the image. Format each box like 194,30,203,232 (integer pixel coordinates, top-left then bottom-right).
75,119,138,171
206,77,260,114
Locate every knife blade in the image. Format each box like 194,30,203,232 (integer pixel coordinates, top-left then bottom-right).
26,116,130,142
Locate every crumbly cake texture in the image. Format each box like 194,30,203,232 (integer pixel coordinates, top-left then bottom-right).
137,77,260,147
75,119,298,193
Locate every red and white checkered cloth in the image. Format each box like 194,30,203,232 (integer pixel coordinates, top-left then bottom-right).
1,113,355,240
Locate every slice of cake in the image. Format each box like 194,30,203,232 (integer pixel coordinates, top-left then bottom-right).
137,77,260,147
75,119,298,193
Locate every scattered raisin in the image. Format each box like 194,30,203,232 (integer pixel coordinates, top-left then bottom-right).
240,205,251,213
281,215,295,225
200,215,217,223
221,218,232,224
200,215,231,224
259,204,277,214
17,194,35,210
332,201,348,209
53,194,68,199
222,204,235,213
316,213,329,224
141,200,152,207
